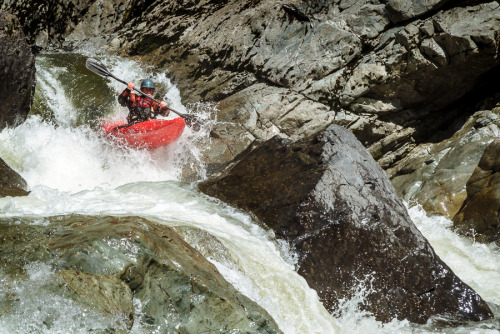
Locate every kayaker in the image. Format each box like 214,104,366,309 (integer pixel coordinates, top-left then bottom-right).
118,79,171,125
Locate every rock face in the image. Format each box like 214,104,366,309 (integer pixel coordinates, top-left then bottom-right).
2,1,499,173
0,12,36,130
199,125,493,324
0,215,281,333
453,140,500,244
0,158,29,197
0,0,124,48
111,0,500,172
388,109,500,219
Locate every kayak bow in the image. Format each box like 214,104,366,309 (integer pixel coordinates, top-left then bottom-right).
102,118,186,149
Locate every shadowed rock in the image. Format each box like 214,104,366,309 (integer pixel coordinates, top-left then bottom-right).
199,124,493,323
453,139,500,244
0,158,29,197
0,12,35,130
386,0,452,23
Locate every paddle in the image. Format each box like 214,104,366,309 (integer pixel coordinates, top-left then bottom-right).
85,58,203,130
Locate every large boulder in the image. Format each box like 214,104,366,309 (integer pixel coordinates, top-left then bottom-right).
199,124,493,324
0,12,36,130
453,140,500,244
0,158,29,197
0,215,281,333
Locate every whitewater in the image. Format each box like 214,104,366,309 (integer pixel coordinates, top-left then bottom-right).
0,53,498,333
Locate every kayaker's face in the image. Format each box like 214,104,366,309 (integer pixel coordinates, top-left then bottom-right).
142,87,154,96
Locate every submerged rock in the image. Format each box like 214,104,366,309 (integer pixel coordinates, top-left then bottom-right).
0,158,29,197
453,139,500,244
0,12,36,130
0,215,282,333
199,124,493,324
54,270,135,329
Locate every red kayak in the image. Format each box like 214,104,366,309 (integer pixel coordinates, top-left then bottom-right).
102,118,185,149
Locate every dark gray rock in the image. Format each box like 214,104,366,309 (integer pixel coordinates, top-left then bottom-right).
453,140,500,244
0,158,29,197
0,0,99,48
0,12,35,130
199,124,493,324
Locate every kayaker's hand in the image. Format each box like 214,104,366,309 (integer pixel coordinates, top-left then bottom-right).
160,101,167,109
127,82,135,91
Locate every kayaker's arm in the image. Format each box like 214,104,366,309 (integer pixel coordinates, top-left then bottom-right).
118,82,135,107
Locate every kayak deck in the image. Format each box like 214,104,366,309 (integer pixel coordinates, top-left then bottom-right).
102,118,186,149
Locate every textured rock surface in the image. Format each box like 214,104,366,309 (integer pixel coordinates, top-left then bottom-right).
0,215,282,333
453,140,500,244
199,125,493,324
54,270,135,329
0,158,29,197
0,12,35,130
0,0,106,47
124,1,500,171
388,109,500,218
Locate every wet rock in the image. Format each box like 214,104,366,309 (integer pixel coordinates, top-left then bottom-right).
453,140,500,244
0,215,282,333
0,158,29,197
0,12,35,130
54,270,134,329
199,124,493,324
389,109,500,218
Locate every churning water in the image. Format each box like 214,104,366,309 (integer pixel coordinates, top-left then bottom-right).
0,53,498,333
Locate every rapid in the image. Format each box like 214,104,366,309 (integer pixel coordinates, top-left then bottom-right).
0,53,499,333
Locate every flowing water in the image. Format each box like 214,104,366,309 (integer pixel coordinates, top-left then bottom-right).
0,52,499,334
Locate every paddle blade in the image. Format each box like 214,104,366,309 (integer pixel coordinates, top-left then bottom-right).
86,58,111,77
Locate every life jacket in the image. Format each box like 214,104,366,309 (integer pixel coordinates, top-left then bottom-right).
127,93,159,124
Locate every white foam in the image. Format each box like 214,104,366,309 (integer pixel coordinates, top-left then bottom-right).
408,204,500,305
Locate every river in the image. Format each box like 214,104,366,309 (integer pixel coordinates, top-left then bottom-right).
0,53,498,333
